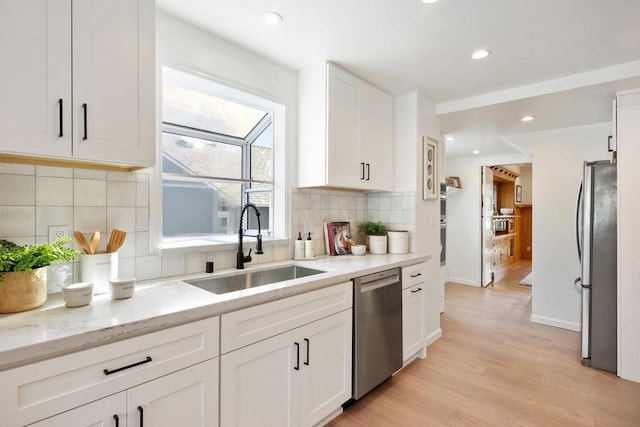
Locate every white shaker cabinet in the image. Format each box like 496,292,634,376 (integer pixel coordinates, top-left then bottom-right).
220,282,353,427
0,0,155,170
299,62,393,191
30,360,218,427
402,263,428,363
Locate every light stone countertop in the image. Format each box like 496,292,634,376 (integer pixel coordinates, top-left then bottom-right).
0,252,430,371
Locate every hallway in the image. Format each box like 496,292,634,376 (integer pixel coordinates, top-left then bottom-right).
488,258,532,295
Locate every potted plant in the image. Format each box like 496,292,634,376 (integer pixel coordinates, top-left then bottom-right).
357,221,388,255
0,237,80,313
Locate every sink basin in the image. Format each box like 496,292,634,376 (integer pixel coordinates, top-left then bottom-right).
186,265,326,295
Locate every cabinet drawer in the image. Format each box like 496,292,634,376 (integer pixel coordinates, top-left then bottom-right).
402,263,427,289
0,317,219,427
221,282,352,354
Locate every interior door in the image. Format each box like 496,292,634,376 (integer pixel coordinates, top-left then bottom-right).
481,166,494,286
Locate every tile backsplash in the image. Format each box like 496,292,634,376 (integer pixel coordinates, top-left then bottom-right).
0,162,416,293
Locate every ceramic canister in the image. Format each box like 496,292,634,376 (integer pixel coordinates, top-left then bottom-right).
387,230,409,254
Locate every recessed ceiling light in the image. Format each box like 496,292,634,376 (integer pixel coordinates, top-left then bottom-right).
263,11,283,25
422,0,440,3
471,49,491,60
521,115,535,122
473,150,480,154
445,135,455,141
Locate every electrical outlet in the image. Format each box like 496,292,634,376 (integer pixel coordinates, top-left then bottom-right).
48,225,69,243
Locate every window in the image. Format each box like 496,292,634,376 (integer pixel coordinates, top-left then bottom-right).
161,67,275,242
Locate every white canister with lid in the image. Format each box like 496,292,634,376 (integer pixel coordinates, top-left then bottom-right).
387,230,409,254
62,282,93,308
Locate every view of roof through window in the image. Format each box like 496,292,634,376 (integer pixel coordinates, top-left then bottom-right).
162,66,268,139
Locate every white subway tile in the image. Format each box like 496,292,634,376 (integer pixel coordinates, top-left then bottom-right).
47,263,73,294
36,177,73,206
272,244,288,262
74,169,106,180
0,206,34,237
389,209,403,224
367,210,380,222
136,232,150,256
136,207,149,232
117,257,136,279
402,210,415,224
0,163,34,175
136,182,149,207
367,196,379,210
162,254,185,277
107,207,136,232
185,252,206,274
74,179,106,206
339,196,350,210
402,195,416,210
74,207,106,233
107,181,136,207
106,171,136,182
135,255,162,281
112,231,135,257
206,252,227,270
225,251,237,269
36,207,74,236
1,236,35,245
0,174,35,205
36,166,73,178
379,196,391,211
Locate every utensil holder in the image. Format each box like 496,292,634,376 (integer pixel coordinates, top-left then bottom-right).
80,252,118,295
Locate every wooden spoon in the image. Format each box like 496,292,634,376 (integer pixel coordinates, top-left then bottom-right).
74,231,91,254
89,231,100,254
107,229,127,253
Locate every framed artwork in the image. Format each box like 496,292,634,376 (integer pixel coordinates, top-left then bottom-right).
423,137,438,200
516,185,522,203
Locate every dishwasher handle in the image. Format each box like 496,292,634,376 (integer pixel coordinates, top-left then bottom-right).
358,276,400,293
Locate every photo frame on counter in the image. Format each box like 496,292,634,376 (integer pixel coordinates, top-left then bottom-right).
516,185,522,203
423,137,439,200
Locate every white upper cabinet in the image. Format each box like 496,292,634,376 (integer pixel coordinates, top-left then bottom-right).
298,62,393,191
0,0,155,169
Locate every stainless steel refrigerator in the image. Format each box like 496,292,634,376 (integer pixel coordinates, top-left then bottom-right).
576,160,617,373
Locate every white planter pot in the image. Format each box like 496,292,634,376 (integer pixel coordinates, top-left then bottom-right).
368,235,388,255
388,230,409,254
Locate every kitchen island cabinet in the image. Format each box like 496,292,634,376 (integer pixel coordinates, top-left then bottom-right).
298,62,393,191
0,0,155,171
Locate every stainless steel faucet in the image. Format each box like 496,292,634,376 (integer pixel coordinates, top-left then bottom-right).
236,202,264,269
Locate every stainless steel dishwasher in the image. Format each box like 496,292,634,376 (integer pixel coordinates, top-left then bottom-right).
352,268,402,400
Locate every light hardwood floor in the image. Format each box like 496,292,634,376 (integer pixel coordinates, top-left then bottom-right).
328,282,640,426
489,259,532,295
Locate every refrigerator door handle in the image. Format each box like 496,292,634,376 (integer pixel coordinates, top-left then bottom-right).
575,182,583,262
581,163,593,288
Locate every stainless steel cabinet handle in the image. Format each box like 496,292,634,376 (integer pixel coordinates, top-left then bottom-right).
294,342,300,370
304,338,310,366
103,356,152,375
411,287,423,293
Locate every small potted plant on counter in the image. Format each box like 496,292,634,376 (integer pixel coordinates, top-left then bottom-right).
357,221,388,255
0,237,80,313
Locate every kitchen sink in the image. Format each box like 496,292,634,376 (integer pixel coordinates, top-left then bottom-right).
186,265,326,295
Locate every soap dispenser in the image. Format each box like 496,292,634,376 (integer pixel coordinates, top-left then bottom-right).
294,232,305,259
304,232,314,259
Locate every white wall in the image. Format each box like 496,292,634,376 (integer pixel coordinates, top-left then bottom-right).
515,165,533,205
616,89,640,382
505,123,610,330
393,93,418,192
445,152,532,285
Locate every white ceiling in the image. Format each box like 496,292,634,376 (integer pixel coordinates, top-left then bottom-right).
156,0,640,158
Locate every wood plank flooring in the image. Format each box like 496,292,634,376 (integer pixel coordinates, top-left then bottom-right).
489,259,532,295
328,282,640,426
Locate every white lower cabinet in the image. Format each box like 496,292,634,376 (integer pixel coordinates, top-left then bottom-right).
30,360,218,427
220,309,352,427
402,284,426,362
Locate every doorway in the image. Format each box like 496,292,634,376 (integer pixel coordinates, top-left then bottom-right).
481,164,533,295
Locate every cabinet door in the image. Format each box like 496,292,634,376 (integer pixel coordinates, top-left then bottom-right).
403,285,426,361
361,88,393,191
327,65,362,189
72,0,154,166
220,329,299,427
127,359,218,427
0,0,72,158
29,392,125,427
299,310,352,427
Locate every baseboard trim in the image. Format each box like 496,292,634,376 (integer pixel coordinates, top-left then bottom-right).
447,277,480,287
530,314,580,332
426,328,443,346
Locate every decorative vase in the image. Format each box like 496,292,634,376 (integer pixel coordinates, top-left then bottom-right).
0,267,47,313
368,235,388,255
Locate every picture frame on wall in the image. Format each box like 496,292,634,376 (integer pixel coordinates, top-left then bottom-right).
423,137,439,200
516,185,523,203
